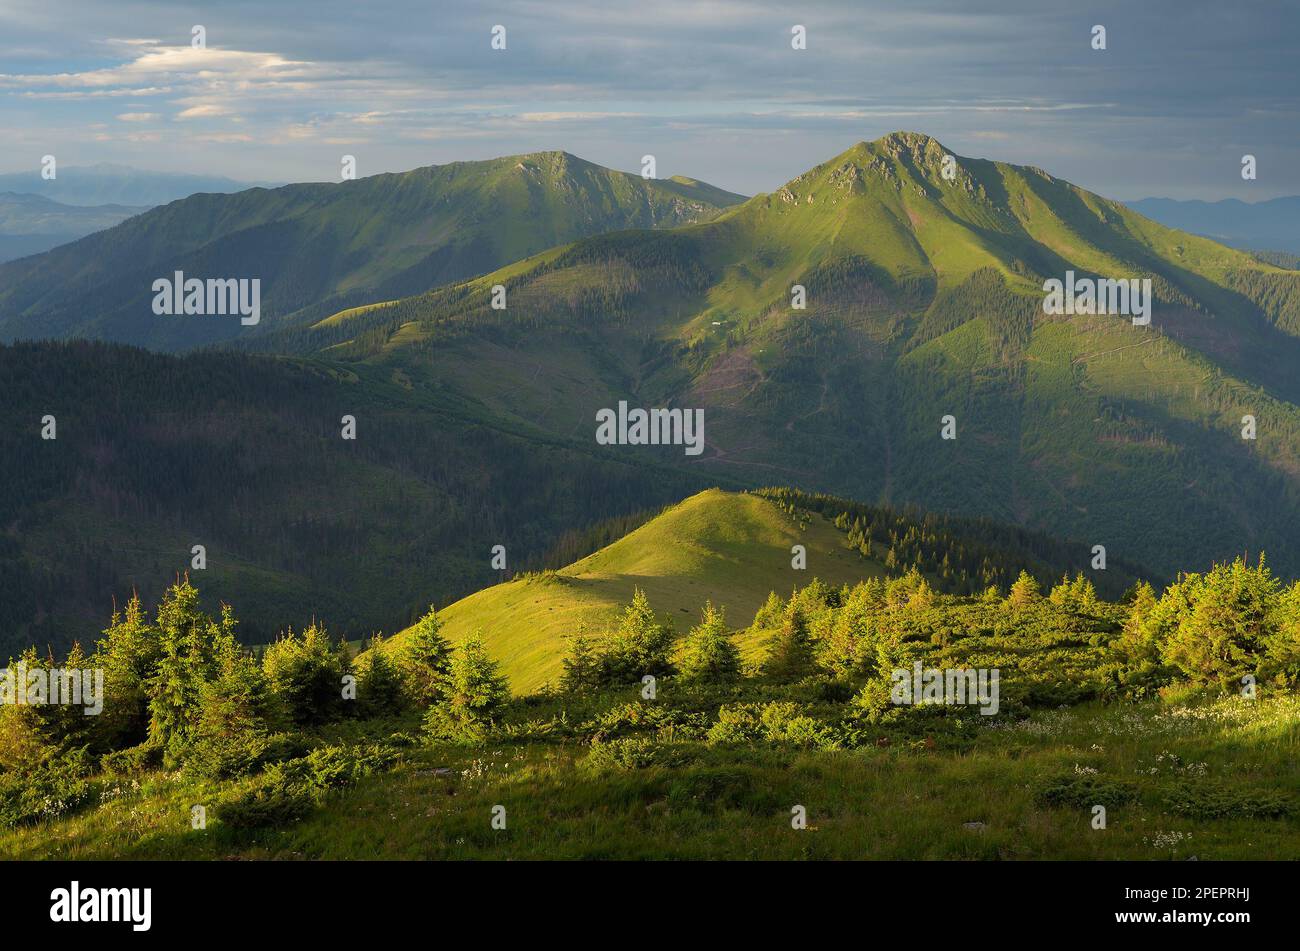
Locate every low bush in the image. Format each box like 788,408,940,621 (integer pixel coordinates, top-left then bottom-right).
0,751,93,829
1033,774,1140,810
1162,784,1293,820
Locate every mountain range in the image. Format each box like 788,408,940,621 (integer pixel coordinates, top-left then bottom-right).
0,152,745,351
293,132,1300,581
0,192,145,263
0,164,271,209
5,132,1300,654
1127,195,1300,254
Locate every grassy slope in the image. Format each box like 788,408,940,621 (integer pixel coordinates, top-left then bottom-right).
385,489,880,692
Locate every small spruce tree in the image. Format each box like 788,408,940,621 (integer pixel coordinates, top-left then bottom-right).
399,605,454,707
678,603,740,683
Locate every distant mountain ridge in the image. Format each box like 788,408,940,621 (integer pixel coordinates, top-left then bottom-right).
1127,195,1300,254
0,163,272,208
0,191,146,263
0,152,746,351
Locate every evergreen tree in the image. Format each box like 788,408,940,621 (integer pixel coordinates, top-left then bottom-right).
1006,570,1042,610
1159,557,1279,687
752,591,785,630
678,603,740,682
762,601,814,681
95,592,159,750
399,605,453,707
353,634,406,717
559,626,600,694
424,633,509,741
598,588,676,684
188,640,275,779
262,622,347,726
147,579,232,766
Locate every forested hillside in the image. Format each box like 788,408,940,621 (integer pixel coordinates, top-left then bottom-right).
0,340,710,657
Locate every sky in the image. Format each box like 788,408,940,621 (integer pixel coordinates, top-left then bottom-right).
1,0,1297,201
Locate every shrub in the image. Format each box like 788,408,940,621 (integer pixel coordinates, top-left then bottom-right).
581,701,709,743
1162,784,1293,820
215,767,315,831
705,704,764,746
0,751,93,829
100,741,163,776
666,767,776,812
583,736,662,772
215,742,402,830
1033,774,1139,810
706,702,838,750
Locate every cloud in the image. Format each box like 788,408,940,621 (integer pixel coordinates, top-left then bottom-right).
115,111,159,122
176,103,234,119
0,0,1294,200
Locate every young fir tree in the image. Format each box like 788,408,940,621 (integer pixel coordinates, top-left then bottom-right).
147,579,233,766
559,626,600,694
95,592,160,750
599,588,676,684
762,600,815,681
678,602,740,683
188,636,275,779
261,621,348,726
1159,556,1279,687
424,633,510,742
399,605,454,707
353,634,406,717
1005,570,1042,610
752,591,785,630
1115,581,1161,665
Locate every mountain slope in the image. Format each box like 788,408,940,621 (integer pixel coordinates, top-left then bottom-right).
0,152,745,351
300,132,1300,580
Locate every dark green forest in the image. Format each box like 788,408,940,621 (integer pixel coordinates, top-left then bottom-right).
0,340,711,658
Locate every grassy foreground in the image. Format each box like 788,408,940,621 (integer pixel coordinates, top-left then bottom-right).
5,690,1296,861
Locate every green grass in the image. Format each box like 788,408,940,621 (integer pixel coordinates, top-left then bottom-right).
7,694,1295,860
